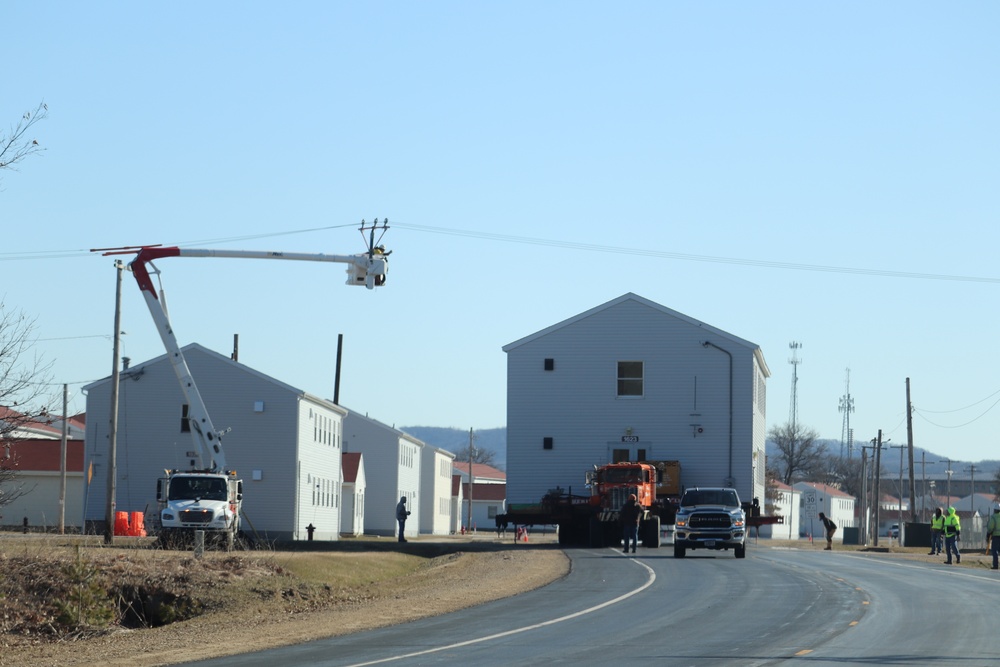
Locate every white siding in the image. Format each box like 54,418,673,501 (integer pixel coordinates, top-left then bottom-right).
420,448,455,535
504,294,768,508
83,344,345,541
343,412,425,537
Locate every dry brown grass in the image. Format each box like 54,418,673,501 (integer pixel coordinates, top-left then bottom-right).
0,533,569,667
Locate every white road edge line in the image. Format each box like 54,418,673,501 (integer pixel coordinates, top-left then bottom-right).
345,549,656,667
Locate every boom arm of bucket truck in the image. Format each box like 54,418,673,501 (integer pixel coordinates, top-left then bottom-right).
97,220,389,473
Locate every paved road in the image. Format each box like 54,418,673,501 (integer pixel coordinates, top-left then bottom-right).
189,545,1000,666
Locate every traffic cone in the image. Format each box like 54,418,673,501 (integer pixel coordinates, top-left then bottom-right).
522,528,528,543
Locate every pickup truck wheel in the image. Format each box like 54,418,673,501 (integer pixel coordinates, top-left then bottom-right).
735,544,746,558
674,545,686,558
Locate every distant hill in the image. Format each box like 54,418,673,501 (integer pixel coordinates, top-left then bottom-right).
765,438,999,479
400,426,507,470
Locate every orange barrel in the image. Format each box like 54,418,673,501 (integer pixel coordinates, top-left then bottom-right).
129,511,146,537
114,511,130,536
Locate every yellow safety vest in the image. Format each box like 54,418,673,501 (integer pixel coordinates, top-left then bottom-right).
943,513,961,537
931,515,945,530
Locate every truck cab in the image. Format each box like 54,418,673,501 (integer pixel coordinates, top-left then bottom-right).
673,487,746,558
157,470,243,549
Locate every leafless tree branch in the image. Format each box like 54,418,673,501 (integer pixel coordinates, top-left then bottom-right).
0,101,48,178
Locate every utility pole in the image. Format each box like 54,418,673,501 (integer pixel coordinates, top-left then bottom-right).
59,383,68,535
873,431,884,547
906,378,916,522
467,428,475,533
105,260,124,545
967,465,979,518
890,443,905,541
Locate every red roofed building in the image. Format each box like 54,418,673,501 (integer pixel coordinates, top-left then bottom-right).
1,438,85,529
460,480,507,533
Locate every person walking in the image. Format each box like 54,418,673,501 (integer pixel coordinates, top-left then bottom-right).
943,506,961,564
928,507,944,556
987,504,1000,570
396,496,411,543
620,493,641,554
818,511,837,550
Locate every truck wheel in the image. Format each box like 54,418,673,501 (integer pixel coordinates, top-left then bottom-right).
674,545,686,558
735,544,746,559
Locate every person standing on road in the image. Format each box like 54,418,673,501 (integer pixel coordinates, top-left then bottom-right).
620,493,641,554
986,504,1000,570
818,512,837,550
396,496,411,543
943,506,961,564
929,507,945,556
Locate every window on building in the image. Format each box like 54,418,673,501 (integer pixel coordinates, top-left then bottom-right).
181,404,191,433
617,361,643,397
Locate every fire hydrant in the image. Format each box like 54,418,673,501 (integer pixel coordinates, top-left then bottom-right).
306,523,316,541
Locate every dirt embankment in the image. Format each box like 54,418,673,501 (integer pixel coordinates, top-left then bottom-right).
0,535,569,667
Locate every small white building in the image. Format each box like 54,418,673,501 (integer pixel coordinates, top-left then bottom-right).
340,452,366,537
461,481,506,533
503,293,770,507
83,344,346,541
793,481,856,542
342,411,427,539
420,445,457,536
759,481,800,540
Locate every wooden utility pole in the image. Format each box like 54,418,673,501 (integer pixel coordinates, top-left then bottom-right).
873,430,883,547
467,428,474,532
105,260,124,545
906,378,916,522
58,383,68,535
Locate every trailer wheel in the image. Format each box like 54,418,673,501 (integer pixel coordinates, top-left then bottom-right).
735,543,746,559
674,544,686,558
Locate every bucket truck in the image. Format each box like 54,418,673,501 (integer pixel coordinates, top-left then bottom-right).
98,220,389,548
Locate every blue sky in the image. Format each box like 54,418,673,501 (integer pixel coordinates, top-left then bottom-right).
3,4,999,466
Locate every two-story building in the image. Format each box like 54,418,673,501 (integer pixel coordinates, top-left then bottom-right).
503,293,769,507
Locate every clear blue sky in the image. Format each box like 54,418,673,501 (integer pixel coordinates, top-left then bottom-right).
4,4,999,466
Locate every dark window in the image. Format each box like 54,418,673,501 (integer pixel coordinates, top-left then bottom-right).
617,361,644,397
181,404,191,433
543,437,553,450
544,358,554,371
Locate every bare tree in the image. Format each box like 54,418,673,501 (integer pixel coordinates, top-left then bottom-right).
0,101,48,182
453,447,497,467
768,421,827,485
0,300,56,510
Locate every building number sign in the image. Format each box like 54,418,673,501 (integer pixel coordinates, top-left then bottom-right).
621,435,640,443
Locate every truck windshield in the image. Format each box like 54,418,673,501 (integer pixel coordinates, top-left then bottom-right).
169,477,227,501
683,490,739,507
601,468,643,484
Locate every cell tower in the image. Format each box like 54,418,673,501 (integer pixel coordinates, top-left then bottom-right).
788,341,802,431
839,368,855,459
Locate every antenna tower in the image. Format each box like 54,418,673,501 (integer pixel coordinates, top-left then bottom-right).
838,368,855,459
788,342,802,432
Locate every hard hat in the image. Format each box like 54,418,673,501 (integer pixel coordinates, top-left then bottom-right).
629,493,637,501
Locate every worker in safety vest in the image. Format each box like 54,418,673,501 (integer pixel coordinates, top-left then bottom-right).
928,507,945,556
986,504,1000,570
943,506,961,565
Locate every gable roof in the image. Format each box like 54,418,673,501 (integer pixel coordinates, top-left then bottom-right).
83,343,347,416
342,452,362,483
0,406,64,439
502,292,769,376
794,481,855,500
453,462,506,480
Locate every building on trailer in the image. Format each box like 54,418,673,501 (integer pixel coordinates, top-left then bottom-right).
503,292,770,509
